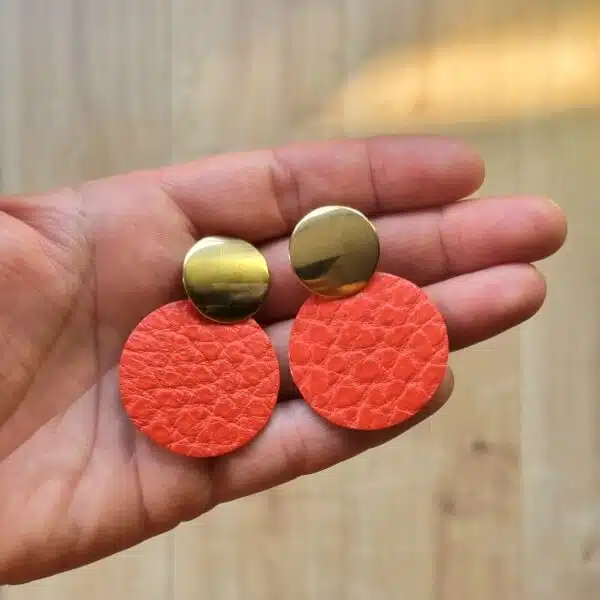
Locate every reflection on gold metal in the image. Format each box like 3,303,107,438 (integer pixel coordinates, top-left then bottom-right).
289,206,380,298
312,7,600,134
183,237,270,323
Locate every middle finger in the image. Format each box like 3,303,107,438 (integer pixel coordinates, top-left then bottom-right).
257,195,563,324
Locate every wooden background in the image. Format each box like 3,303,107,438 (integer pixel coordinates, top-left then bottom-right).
1,0,599,598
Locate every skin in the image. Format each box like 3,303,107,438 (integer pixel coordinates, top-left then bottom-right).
0,136,566,584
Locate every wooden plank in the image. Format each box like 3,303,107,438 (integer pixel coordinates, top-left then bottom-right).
342,3,525,597
520,112,600,600
5,538,172,600
0,0,172,195
170,0,346,161
0,0,17,195
322,2,600,137
2,0,173,598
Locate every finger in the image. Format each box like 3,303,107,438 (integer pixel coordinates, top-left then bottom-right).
259,196,565,323
158,136,485,243
209,369,454,505
427,263,546,349
267,263,546,398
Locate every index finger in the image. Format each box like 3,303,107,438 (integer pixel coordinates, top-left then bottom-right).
158,136,485,243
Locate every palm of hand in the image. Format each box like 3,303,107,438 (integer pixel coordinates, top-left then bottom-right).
0,138,566,584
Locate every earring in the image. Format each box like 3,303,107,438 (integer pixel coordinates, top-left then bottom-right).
119,237,280,458
288,206,449,431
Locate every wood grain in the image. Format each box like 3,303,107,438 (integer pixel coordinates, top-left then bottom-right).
327,3,600,136
170,0,346,158
1,0,598,598
520,113,600,600
0,0,172,195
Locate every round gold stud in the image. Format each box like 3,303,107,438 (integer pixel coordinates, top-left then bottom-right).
183,237,270,323
289,205,380,298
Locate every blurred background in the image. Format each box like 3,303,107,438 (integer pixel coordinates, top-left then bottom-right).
1,0,599,598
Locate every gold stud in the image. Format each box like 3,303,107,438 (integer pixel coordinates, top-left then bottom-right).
183,237,270,323
289,205,380,298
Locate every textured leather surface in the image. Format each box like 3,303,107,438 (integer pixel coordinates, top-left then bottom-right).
289,272,448,430
119,300,279,457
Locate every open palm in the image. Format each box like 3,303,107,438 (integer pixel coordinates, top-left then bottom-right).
0,137,566,584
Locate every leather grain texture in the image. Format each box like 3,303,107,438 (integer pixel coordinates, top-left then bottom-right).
289,272,449,430
119,300,279,457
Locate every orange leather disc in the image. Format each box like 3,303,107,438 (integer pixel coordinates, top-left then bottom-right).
289,272,448,430
119,301,279,457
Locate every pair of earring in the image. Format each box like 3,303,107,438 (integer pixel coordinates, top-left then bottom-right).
119,206,449,458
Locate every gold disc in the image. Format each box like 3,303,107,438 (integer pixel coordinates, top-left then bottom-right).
289,206,380,298
183,237,270,323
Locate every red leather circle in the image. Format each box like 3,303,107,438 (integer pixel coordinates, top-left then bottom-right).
289,272,448,430
119,301,279,458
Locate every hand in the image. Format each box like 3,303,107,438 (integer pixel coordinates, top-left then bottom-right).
0,136,566,583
